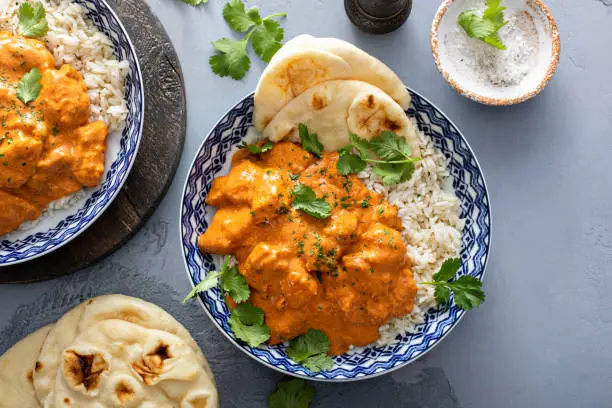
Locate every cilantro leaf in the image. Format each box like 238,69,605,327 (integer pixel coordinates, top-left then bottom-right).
16,68,42,105
17,2,48,38
449,275,485,310
298,124,323,158
209,38,250,80
286,329,334,373
181,270,221,304
422,258,485,311
221,264,250,303
181,0,208,5
238,140,273,155
302,353,334,372
231,302,264,325
369,131,413,161
349,133,371,159
336,152,366,175
286,329,330,362
373,161,415,185
223,0,261,32
458,0,508,50
433,258,462,282
252,19,284,63
290,184,331,219
229,303,270,347
268,379,315,408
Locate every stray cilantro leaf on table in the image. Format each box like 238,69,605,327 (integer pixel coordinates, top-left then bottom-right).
209,38,251,80
290,184,331,219
220,262,250,303
210,0,287,79
17,68,42,105
223,0,261,32
421,258,485,311
298,124,323,158
237,140,273,155
17,2,48,38
458,0,508,50
229,303,271,347
286,329,334,373
268,379,315,408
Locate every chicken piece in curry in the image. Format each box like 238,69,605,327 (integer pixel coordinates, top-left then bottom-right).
198,141,417,355
0,32,108,235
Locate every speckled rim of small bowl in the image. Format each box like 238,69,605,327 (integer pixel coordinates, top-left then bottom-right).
430,0,561,106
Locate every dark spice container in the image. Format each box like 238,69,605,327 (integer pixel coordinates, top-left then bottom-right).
345,0,412,34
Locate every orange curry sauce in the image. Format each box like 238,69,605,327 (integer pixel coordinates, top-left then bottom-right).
0,32,108,235
198,141,417,355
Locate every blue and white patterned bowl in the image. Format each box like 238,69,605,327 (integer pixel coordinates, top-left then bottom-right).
0,0,143,265
181,89,491,381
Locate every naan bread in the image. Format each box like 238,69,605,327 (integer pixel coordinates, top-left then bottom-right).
52,320,218,407
34,295,214,406
254,34,410,131
0,325,52,408
262,80,418,152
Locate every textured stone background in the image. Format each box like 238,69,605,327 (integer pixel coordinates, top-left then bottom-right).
1,0,611,406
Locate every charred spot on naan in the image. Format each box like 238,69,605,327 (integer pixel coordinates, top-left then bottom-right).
311,92,329,110
115,381,136,403
62,350,109,393
132,342,173,386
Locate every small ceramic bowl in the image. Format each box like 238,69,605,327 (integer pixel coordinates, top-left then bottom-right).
431,0,560,105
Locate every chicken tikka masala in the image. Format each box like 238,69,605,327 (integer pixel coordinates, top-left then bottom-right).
199,141,417,355
0,31,107,235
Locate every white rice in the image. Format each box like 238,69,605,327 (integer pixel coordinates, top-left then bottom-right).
359,119,464,345
243,120,464,345
0,0,128,233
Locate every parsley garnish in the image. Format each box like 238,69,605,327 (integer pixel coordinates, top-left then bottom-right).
290,184,331,219
298,123,323,158
210,0,286,79
17,2,48,38
458,0,508,50
422,258,485,311
238,140,273,155
17,68,42,105
268,379,315,408
229,302,271,347
336,132,420,185
286,329,334,372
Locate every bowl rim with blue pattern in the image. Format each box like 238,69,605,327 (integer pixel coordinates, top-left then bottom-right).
181,88,491,381
0,0,144,266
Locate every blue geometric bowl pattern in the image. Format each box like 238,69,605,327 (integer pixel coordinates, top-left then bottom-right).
181,89,491,381
0,0,143,265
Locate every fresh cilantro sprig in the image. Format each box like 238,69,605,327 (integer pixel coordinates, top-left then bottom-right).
17,68,42,105
268,379,315,408
298,124,323,158
458,0,508,50
337,132,420,185
286,329,334,372
210,0,286,80
290,184,331,219
421,258,485,311
229,302,271,347
181,0,208,5
182,256,250,303
17,2,48,38
238,140,273,155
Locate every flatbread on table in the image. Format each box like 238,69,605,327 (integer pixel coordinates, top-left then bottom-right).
262,80,418,152
33,295,215,406
254,34,411,131
52,319,218,407
0,324,52,408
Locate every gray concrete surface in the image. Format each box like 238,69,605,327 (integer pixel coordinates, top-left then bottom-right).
1,0,611,406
